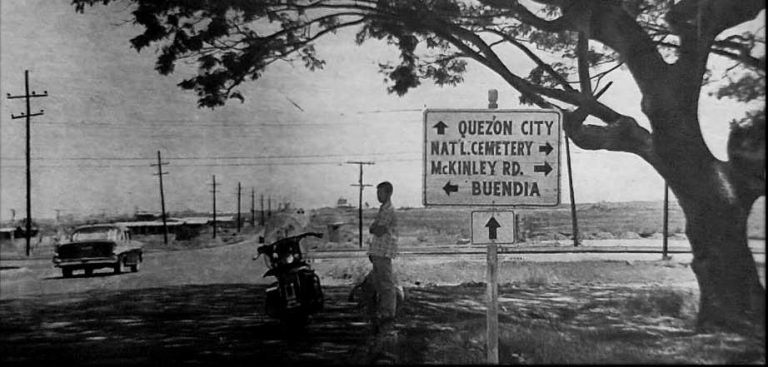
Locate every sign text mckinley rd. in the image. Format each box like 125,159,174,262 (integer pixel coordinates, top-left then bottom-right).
423,109,562,206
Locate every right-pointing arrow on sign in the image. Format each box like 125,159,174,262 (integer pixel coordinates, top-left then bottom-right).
485,216,501,240
534,162,553,176
539,142,553,155
442,181,459,195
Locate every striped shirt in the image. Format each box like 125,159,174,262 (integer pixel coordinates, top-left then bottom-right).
368,201,398,259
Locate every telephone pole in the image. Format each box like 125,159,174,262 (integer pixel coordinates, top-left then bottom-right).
236,182,242,233
7,70,48,257
209,175,220,238
663,182,670,260
151,151,170,245
250,188,256,227
347,161,375,249
565,137,580,247
260,193,265,226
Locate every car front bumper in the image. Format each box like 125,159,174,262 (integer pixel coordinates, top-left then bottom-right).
53,256,117,268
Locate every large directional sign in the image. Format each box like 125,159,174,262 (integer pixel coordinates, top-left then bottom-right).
423,109,561,206
471,210,516,245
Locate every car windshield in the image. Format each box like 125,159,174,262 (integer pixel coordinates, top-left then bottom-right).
71,227,121,241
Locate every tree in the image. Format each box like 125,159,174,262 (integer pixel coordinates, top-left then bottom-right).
72,0,765,333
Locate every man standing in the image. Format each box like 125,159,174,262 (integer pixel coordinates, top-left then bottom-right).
368,181,398,334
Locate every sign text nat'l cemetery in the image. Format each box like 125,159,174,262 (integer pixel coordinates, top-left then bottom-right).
423,109,562,206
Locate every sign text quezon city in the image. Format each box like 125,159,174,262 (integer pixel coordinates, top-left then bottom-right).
423,109,562,206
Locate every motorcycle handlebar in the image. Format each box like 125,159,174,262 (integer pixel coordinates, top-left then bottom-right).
255,232,324,255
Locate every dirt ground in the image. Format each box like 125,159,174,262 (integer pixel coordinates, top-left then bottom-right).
1,206,765,364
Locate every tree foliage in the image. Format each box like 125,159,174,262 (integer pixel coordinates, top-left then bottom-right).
72,1,764,123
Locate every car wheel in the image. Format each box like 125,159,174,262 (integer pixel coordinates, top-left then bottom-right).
130,260,140,273
114,256,125,274
84,268,93,277
62,268,73,278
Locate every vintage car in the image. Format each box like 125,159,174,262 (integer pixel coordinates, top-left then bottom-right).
53,224,143,278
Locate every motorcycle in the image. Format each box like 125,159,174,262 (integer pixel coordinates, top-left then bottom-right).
254,232,324,326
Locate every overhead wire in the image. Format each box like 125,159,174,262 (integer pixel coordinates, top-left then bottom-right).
0,150,420,162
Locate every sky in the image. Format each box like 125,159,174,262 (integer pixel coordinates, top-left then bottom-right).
0,0,764,221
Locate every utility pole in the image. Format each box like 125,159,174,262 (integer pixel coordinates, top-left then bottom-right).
151,151,170,245
209,175,220,238
236,182,242,233
260,194,265,226
565,137,580,247
268,196,272,218
347,161,375,249
250,188,255,227
7,70,48,257
663,182,670,260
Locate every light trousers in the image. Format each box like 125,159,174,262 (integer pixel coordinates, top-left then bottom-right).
369,255,397,320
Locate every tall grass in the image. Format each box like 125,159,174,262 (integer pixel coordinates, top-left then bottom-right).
387,286,765,364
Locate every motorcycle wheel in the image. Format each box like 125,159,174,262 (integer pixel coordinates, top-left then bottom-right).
280,313,309,330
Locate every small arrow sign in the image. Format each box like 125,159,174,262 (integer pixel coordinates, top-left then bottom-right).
485,216,501,240
539,142,553,155
442,181,459,195
433,121,448,135
534,162,553,176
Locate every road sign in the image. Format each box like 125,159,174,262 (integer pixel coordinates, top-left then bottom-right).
471,210,516,245
423,109,561,206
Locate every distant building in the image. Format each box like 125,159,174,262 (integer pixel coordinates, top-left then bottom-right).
134,211,160,221
337,198,353,208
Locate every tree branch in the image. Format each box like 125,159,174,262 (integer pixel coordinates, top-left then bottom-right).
482,27,577,93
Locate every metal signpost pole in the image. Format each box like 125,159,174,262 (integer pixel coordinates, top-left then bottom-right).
486,90,499,364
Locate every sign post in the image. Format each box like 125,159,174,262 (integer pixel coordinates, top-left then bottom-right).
472,208,516,364
423,91,561,364
487,232,498,364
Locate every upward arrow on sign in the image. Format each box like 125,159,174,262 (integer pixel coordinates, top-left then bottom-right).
433,121,448,135
485,216,501,240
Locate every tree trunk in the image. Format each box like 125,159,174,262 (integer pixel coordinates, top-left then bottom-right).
671,163,765,334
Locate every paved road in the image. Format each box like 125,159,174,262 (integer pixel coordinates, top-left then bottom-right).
1,239,270,299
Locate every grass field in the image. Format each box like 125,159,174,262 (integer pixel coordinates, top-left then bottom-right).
327,258,765,364
307,198,765,248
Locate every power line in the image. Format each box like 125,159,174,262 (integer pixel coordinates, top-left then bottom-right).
0,151,420,161
19,111,422,128
0,157,421,169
